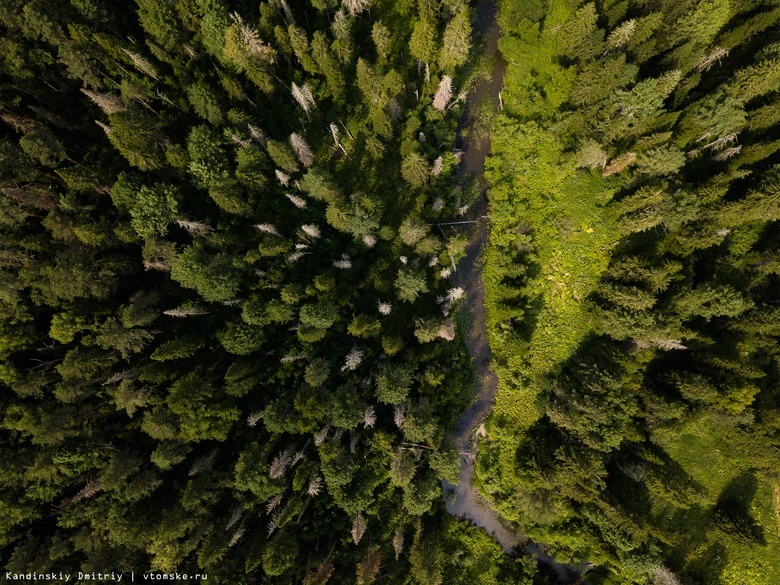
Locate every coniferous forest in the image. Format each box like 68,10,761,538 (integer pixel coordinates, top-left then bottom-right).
1,0,779,584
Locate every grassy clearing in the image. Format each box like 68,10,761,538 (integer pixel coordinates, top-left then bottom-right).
652,413,780,583
483,0,615,433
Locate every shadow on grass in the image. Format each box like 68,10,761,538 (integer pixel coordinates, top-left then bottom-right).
713,469,766,546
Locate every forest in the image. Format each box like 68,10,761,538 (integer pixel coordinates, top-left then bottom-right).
0,0,778,584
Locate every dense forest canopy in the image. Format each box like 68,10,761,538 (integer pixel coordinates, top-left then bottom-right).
0,0,542,582
1,0,780,583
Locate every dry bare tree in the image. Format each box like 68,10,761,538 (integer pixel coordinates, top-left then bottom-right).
301,224,321,239
143,260,170,271
342,347,363,371
164,305,209,317
267,512,279,536
80,89,125,115
290,132,314,167
329,122,342,149
280,0,294,23
602,152,636,177
713,145,741,161
255,223,282,237
431,156,444,176
351,512,367,544
266,493,284,514
188,450,217,477
230,12,275,61
314,424,330,445
226,508,243,531
228,527,245,547
95,120,112,135
122,49,158,79
393,404,405,427
343,0,372,17
651,566,682,585
269,448,294,479
393,525,404,560
334,254,352,269
176,219,213,237
363,405,377,428
695,47,730,72
182,44,198,59
432,75,453,112
72,479,102,504
286,193,308,208
291,82,316,116
438,319,456,341
447,287,465,302
388,97,402,121
247,124,268,145
307,474,323,496
230,133,251,148
246,411,264,428
305,561,334,584
606,19,636,49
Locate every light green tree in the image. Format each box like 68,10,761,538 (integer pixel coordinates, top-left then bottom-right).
401,152,430,188
395,267,428,302
439,9,471,72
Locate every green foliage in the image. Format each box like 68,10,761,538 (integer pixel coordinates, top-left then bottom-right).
151,337,203,361
217,321,264,355
439,9,471,72
673,284,754,320
304,358,330,388
262,532,299,577
395,267,429,302
235,146,268,187
129,184,179,240
187,125,231,189
299,300,338,329
410,18,437,64
348,314,381,338
401,152,431,188
266,139,299,174
409,526,445,584
16,0,780,582
376,364,413,404
19,127,67,167
135,0,182,51
107,110,166,170
170,244,240,302
372,21,392,61
187,80,224,125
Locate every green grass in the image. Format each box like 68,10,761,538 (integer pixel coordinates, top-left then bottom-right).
652,413,780,584
483,0,616,432
653,416,747,501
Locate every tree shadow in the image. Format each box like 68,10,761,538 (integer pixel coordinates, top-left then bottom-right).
713,469,766,546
